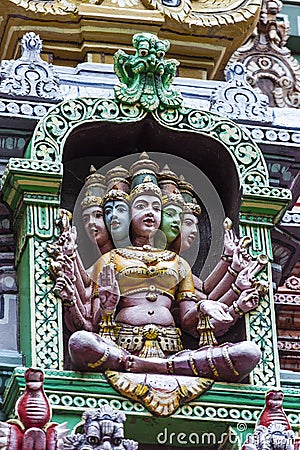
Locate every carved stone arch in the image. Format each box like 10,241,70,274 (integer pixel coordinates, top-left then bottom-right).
1,94,292,387
25,97,270,189
24,96,272,279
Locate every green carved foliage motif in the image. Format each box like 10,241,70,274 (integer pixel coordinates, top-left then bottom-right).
114,33,183,112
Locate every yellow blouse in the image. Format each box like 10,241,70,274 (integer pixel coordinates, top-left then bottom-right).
91,246,196,301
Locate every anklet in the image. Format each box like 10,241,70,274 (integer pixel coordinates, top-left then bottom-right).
88,345,110,369
167,358,175,375
206,347,219,378
222,345,239,376
189,353,200,376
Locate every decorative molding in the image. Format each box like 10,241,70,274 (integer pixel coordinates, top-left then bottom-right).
28,97,270,187
28,97,146,162
6,0,77,14
166,0,261,28
244,125,300,146
1,158,62,191
228,0,300,108
0,98,54,119
33,238,62,370
278,341,300,352
275,293,300,305
48,391,264,423
242,184,291,200
0,32,63,101
210,62,273,123
282,210,300,225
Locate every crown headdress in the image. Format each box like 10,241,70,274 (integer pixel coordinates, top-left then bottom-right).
81,165,107,210
158,164,179,193
129,152,162,200
178,175,201,216
104,165,130,205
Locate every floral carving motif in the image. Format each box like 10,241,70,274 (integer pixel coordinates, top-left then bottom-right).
210,63,273,123
7,0,77,14
285,275,300,291
0,32,62,100
228,0,300,108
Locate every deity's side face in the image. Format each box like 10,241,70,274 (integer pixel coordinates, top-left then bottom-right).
82,205,110,250
104,200,130,242
180,212,198,252
131,194,162,239
161,204,183,244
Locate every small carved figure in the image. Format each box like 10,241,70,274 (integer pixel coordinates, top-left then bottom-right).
62,405,138,450
242,389,295,450
0,368,68,450
114,34,182,111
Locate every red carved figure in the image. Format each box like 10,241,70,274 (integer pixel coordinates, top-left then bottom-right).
259,390,291,430
0,369,69,450
242,389,295,450
17,369,51,430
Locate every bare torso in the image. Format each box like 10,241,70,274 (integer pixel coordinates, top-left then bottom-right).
115,294,174,326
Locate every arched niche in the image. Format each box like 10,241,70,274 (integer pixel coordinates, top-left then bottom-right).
61,117,240,220
2,96,291,389
60,117,242,280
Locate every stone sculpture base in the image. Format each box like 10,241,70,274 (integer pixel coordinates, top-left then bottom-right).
105,370,214,416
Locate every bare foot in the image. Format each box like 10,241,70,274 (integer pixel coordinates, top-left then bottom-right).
125,355,168,374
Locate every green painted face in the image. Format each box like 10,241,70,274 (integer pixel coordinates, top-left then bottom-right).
161,204,183,244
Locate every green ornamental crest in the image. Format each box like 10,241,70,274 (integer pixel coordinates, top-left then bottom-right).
114,33,183,112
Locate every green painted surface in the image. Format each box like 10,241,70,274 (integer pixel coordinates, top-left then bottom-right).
17,242,32,368
281,4,300,37
2,368,300,447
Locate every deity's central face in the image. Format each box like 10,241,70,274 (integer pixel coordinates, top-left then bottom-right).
82,205,110,250
180,212,198,252
161,204,183,244
104,200,130,242
131,194,162,239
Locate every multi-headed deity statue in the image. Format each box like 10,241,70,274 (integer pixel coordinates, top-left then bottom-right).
49,152,267,401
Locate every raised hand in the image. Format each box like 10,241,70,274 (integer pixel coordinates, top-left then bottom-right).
235,256,268,291
54,275,75,305
235,288,259,313
98,264,120,311
231,241,252,272
223,218,238,257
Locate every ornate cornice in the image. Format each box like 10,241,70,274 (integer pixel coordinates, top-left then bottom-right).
0,32,63,101
228,0,300,108
6,0,77,14
186,0,262,27
0,0,262,79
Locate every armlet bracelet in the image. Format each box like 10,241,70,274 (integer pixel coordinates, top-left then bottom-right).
221,254,233,263
232,300,244,316
228,266,238,277
231,283,241,296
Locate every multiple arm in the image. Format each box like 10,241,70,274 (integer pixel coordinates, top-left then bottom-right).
182,218,268,340
48,211,120,335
